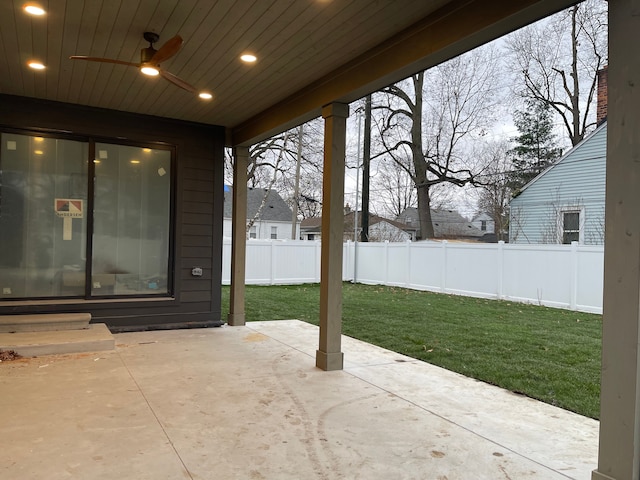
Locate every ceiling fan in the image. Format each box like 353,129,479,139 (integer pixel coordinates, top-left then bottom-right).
70,32,196,93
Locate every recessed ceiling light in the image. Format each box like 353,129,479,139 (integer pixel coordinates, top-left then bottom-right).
28,61,46,70
33,137,44,142
240,54,257,63
199,92,213,100
34,150,43,155
23,4,46,16
143,148,151,153
130,159,140,164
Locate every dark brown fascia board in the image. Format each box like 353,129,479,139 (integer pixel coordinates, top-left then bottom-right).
230,0,579,147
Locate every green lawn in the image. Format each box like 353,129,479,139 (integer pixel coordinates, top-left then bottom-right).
221,283,602,419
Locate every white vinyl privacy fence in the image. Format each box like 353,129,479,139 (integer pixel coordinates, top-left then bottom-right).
222,239,604,314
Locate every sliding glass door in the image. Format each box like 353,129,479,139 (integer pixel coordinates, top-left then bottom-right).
0,133,172,299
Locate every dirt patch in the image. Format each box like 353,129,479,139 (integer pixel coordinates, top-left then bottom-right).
243,332,269,343
0,349,22,362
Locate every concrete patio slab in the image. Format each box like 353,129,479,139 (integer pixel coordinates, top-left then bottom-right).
0,320,598,479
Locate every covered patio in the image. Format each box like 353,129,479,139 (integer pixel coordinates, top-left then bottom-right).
2,0,640,478
1,320,598,479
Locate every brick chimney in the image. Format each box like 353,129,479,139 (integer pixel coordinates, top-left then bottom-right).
596,65,608,126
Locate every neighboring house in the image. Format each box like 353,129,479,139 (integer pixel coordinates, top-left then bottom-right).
223,186,299,240
509,122,607,245
471,212,495,234
300,217,322,241
396,208,484,241
300,211,414,242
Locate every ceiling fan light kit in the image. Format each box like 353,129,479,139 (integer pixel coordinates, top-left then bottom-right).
23,3,46,16
140,65,160,76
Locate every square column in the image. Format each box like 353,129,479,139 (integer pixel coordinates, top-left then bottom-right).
593,1,640,479
227,146,249,326
316,103,349,371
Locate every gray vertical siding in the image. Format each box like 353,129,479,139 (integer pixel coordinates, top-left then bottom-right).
510,124,607,244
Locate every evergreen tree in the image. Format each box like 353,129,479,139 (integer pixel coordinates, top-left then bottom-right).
508,99,562,193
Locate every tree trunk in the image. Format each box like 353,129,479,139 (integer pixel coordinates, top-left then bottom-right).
410,73,434,239
570,5,582,146
416,183,434,239
361,95,372,242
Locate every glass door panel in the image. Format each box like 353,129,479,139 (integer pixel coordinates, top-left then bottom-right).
92,144,171,295
0,134,88,298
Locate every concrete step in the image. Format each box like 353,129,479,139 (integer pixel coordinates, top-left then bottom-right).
0,313,91,333
0,323,114,357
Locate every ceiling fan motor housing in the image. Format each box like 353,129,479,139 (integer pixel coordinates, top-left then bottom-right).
141,46,157,64
141,31,159,64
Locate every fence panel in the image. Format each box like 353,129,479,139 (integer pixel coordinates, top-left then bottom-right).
502,244,574,309
442,242,501,298
221,238,604,314
576,246,604,313
406,242,446,292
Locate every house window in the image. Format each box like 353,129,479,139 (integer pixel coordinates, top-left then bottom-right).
562,211,581,244
271,226,277,239
0,132,172,299
480,220,487,231
249,226,257,239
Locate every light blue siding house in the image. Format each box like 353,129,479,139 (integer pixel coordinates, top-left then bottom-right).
509,122,607,244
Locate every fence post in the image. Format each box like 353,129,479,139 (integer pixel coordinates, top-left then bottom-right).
316,241,321,283
497,241,505,300
344,241,351,282
441,240,448,293
406,240,412,288
384,241,390,284
570,241,578,310
270,240,277,285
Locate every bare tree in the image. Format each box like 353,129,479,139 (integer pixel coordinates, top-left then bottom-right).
373,156,417,218
275,118,325,219
245,132,289,234
588,206,605,244
509,204,529,243
474,140,513,241
373,46,501,238
505,0,607,146
225,119,326,235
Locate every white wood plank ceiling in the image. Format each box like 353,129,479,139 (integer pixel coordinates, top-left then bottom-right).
0,0,577,144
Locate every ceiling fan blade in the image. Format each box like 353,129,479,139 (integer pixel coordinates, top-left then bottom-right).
160,70,197,93
69,56,139,68
151,35,183,64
